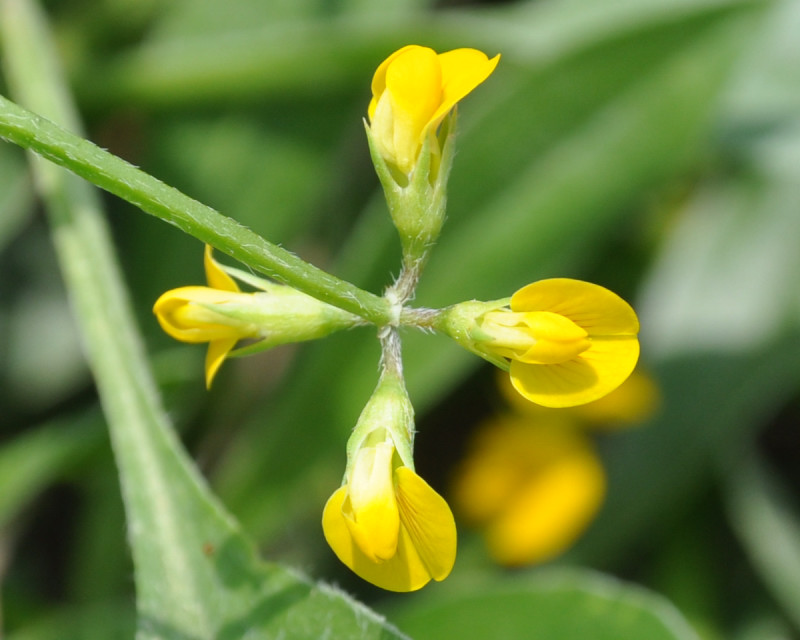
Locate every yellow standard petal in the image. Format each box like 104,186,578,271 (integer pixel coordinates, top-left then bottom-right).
382,46,442,172
508,279,640,408
430,48,500,130
511,278,639,336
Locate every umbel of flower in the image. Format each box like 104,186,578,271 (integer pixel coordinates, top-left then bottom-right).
322,371,457,592
366,45,499,264
435,279,640,408
153,246,360,387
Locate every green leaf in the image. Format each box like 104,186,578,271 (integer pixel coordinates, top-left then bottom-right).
0,412,104,529
388,569,699,640
0,1,407,637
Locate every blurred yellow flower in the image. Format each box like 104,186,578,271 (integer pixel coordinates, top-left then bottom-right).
368,44,499,175
451,371,658,566
322,439,457,592
452,416,605,566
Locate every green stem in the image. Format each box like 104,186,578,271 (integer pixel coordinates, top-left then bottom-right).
0,94,392,325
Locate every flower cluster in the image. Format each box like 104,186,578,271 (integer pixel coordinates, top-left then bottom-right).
152,44,640,593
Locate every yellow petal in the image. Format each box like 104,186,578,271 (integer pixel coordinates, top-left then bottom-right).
428,49,500,130
368,44,420,119
204,245,239,292
394,467,457,582
485,446,605,566
205,338,237,388
383,46,442,171
511,279,639,336
153,286,251,343
509,335,640,407
343,443,400,562
322,486,434,592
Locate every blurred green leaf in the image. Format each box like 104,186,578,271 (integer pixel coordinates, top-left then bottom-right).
7,600,135,640
388,569,699,640
725,455,800,631
0,143,32,252
0,413,103,529
637,128,800,359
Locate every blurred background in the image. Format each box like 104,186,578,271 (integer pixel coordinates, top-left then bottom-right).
1,0,800,637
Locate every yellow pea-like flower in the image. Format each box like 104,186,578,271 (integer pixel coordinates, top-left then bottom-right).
153,246,359,388
368,44,499,175
323,442,457,592
435,279,640,408
322,372,456,592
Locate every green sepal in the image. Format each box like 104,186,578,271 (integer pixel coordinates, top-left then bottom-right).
364,111,457,268
433,298,513,371
345,368,416,478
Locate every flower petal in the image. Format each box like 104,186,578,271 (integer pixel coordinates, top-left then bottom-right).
511,279,639,336
204,338,237,388
486,445,605,566
322,486,434,592
344,443,400,562
204,245,239,292
368,44,420,119
509,335,640,407
428,49,500,129
383,46,442,171
153,286,248,343
394,467,457,582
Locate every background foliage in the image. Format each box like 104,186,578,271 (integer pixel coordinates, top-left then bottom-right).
1,0,799,637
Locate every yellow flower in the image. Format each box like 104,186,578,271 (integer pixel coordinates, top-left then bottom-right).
367,44,499,175
451,416,605,567
323,439,457,592
437,279,640,408
322,372,456,592
154,245,257,388
154,246,359,388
